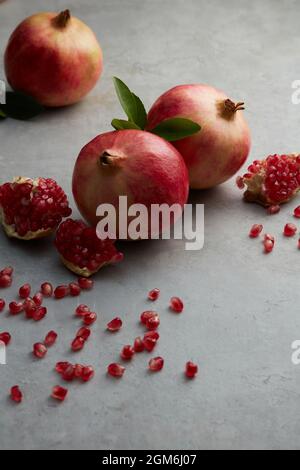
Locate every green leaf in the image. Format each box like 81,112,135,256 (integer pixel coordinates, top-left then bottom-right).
111,119,140,131
112,77,147,129
1,91,44,120
150,117,201,142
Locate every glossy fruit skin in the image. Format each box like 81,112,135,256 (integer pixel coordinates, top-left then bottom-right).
72,130,189,236
147,84,251,189
4,10,103,107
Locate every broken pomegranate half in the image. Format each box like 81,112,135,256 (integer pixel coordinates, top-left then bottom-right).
0,177,72,239
55,218,123,277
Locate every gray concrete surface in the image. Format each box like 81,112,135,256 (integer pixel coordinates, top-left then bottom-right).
0,0,300,451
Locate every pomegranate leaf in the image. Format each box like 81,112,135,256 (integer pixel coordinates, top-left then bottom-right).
150,117,201,142
1,91,44,120
131,93,147,129
111,119,140,131
113,77,147,129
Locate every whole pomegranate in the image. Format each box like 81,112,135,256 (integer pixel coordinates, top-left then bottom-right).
72,130,189,238
4,10,103,107
0,177,72,239
147,84,251,189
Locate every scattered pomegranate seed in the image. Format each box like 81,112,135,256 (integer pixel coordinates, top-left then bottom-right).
0,274,12,288
75,304,90,317
149,356,164,372
9,301,24,315
71,336,85,352
146,314,160,331
33,292,43,306
81,365,95,382
185,361,198,378
83,311,97,325
76,326,91,341
134,337,145,353
170,296,184,313
107,317,122,332
236,175,245,189
62,364,75,381
10,385,22,403
19,283,31,299
148,288,160,301
107,363,125,378
74,363,83,378
144,331,160,341
44,330,58,347
298,239,300,249
140,310,157,325
55,361,70,374
267,205,280,215
23,297,35,312
33,342,47,359
0,331,11,345
264,233,275,243
32,306,47,321
121,345,135,360
40,282,53,297
69,282,81,296
51,385,68,402
294,206,300,218
54,285,69,299
284,223,297,237
1,266,13,276
249,224,263,238
264,239,274,253
143,336,157,352
0,298,5,312
78,277,94,290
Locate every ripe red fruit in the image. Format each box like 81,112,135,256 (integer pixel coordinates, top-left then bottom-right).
185,361,198,378
10,385,22,403
40,282,53,297
19,283,31,299
33,342,47,359
69,282,81,296
9,301,24,315
145,314,160,331
81,365,95,382
76,326,91,341
5,10,103,107
0,177,71,239
83,311,97,325
55,361,70,374
284,223,297,237
264,239,274,253
51,386,68,402
55,219,123,277
54,285,69,299
170,296,184,313
121,345,135,360
32,306,47,321
71,336,85,352
0,299,5,311
44,330,58,347
72,130,189,237
33,292,43,307
140,310,157,325
75,304,90,317
148,288,160,301
107,317,122,332
134,337,145,353
107,363,125,378
0,274,12,288
62,364,75,382
237,154,300,206
0,331,11,345
149,356,164,372
147,85,250,189
294,206,300,218
249,224,263,238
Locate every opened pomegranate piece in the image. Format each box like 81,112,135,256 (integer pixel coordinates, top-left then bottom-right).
0,177,71,239
55,218,123,277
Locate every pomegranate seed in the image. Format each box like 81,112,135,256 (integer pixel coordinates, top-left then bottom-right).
78,277,94,290
10,385,22,403
9,301,24,315
148,288,160,301
19,283,31,299
170,296,184,313
144,331,160,341
44,330,58,347
143,336,157,352
0,274,12,288
55,361,70,374
140,310,157,325
74,363,83,377
33,342,47,359
134,337,145,352
71,336,85,352
107,363,125,378
81,365,95,382
149,356,164,372
298,239,300,249
69,282,81,296
185,361,198,378
236,175,245,189
40,282,53,297
249,224,263,238
51,385,68,402
267,205,280,215
264,233,275,243
121,345,135,360
0,298,5,312
284,223,297,237
0,331,11,345
75,304,90,317
62,364,75,381
32,306,47,321
23,297,35,312
1,266,13,276
33,292,43,307
264,239,274,253
83,311,97,325
54,285,69,299
294,206,300,218
107,317,122,332
146,314,160,331
76,326,91,341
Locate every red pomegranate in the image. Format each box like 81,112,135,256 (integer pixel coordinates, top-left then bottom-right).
4,10,103,107
147,84,251,189
72,130,189,238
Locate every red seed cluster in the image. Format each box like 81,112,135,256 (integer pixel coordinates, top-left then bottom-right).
0,266,13,288
55,362,94,383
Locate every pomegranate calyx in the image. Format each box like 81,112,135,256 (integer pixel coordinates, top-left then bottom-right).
53,10,71,28
220,99,245,119
99,152,126,167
